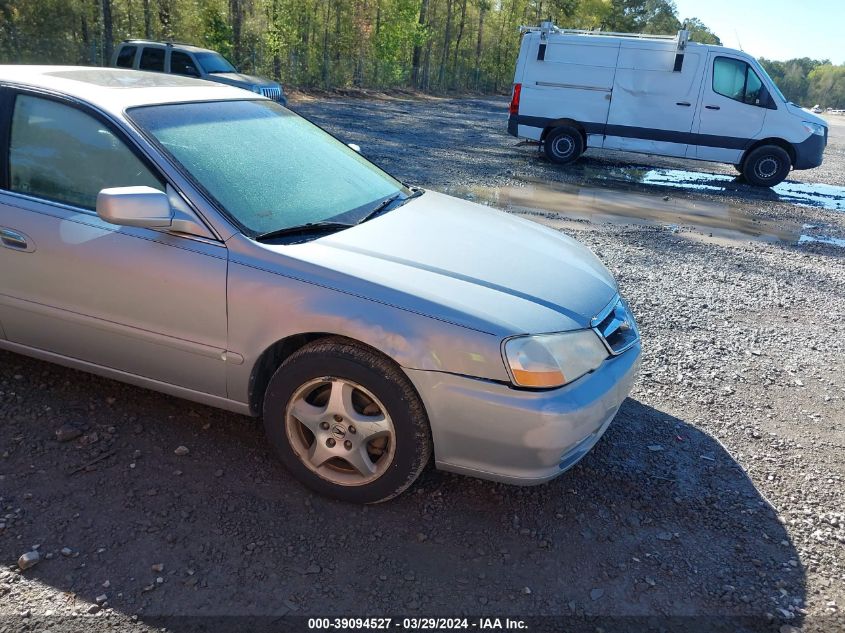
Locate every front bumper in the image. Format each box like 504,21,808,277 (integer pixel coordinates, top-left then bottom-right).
793,128,827,169
405,341,640,485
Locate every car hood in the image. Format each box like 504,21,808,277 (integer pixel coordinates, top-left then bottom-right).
207,72,279,89
262,191,617,336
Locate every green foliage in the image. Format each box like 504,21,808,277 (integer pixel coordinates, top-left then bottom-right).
683,17,719,45
0,0,727,93
760,57,844,108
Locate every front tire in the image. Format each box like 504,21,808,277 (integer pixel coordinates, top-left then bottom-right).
543,125,584,165
262,337,432,503
741,145,791,187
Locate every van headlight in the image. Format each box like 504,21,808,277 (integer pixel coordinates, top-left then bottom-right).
503,330,609,388
802,121,826,136
251,86,262,94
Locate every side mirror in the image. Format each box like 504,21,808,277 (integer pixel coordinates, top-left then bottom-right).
96,186,173,229
347,143,361,153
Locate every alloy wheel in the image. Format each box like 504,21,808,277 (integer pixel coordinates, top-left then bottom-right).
285,377,396,486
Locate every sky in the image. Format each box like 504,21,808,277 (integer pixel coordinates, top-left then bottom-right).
673,0,845,64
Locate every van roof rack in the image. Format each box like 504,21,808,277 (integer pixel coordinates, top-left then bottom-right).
520,21,685,42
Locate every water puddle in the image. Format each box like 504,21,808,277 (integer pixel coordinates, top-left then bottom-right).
449,179,845,248
558,164,845,212
800,224,845,248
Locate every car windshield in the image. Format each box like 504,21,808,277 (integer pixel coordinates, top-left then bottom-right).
128,100,406,236
194,52,237,74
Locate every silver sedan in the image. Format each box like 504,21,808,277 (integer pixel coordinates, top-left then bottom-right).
0,67,640,503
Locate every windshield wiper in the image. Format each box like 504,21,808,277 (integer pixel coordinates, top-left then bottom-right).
358,188,424,225
253,221,354,243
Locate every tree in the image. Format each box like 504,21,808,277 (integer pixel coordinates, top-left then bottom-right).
102,0,114,61
684,17,719,45
0,0,743,97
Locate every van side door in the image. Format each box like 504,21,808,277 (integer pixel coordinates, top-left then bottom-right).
604,43,706,158
692,54,768,163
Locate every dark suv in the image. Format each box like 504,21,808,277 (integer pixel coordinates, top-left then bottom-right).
111,40,286,105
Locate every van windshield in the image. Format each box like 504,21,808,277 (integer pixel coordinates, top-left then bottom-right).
128,100,406,236
194,52,237,74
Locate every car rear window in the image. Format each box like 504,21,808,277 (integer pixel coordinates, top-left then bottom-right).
115,46,136,68
139,47,165,72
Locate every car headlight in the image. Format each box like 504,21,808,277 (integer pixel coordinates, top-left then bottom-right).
503,330,609,389
802,121,826,136
251,86,262,94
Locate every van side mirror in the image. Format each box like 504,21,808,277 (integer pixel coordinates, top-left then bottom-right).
347,143,361,153
96,186,173,228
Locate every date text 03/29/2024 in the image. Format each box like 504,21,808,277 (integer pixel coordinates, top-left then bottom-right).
307,618,528,630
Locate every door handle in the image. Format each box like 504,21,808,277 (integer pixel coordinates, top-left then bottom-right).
676,101,691,106
0,228,31,251
705,105,721,110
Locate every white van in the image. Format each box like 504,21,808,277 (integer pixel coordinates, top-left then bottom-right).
508,23,828,187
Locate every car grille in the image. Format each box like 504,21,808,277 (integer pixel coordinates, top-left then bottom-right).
591,296,639,355
261,87,283,102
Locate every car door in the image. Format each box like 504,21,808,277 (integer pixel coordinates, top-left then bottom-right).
0,89,229,396
692,54,768,163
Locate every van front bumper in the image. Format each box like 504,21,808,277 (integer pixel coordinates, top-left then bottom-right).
793,129,827,169
405,342,640,485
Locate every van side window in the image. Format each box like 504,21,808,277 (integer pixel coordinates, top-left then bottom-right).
139,47,166,72
115,46,136,68
8,95,164,210
170,51,200,77
713,57,765,106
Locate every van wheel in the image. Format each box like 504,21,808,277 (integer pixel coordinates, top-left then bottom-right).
544,126,584,164
262,337,432,504
741,145,791,187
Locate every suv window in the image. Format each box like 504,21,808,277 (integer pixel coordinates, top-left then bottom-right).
9,95,163,210
115,45,136,68
713,57,766,106
170,51,200,77
139,46,165,72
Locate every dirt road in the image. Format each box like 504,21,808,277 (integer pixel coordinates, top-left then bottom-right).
1,96,843,633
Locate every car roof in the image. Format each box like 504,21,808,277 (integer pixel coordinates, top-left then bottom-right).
0,66,257,116
119,40,213,54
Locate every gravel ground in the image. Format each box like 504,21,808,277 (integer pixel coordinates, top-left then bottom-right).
1,96,844,633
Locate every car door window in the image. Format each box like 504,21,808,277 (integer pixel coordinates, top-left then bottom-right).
8,95,163,210
115,45,137,68
713,57,765,106
170,51,200,77
743,69,764,105
139,47,165,72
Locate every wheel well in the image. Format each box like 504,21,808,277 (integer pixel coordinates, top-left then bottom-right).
541,119,587,146
742,138,796,167
248,333,412,417
249,332,332,415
